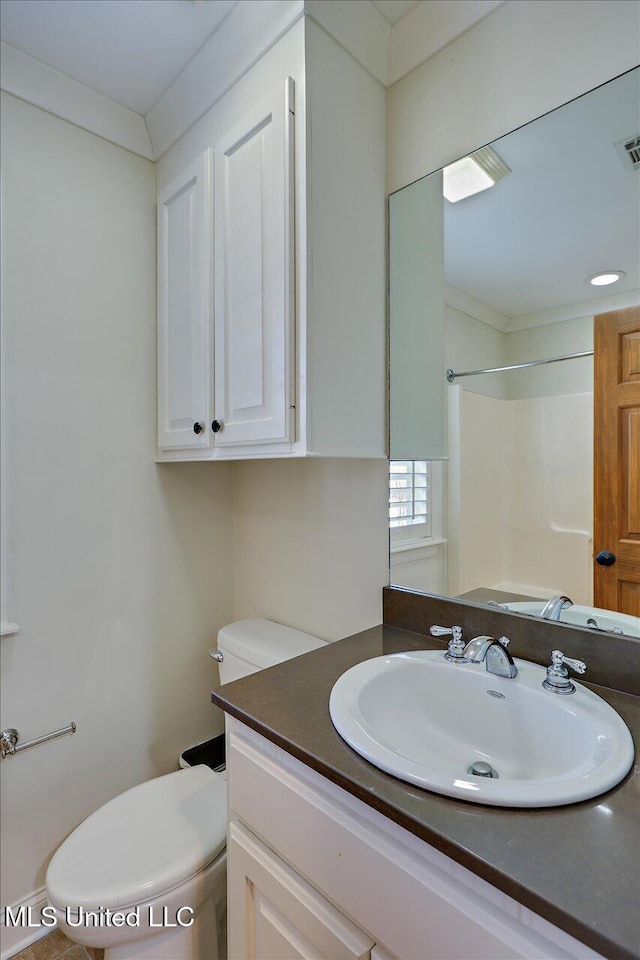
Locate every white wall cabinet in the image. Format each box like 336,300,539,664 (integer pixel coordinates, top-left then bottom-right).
156,20,386,461
157,150,213,452
213,80,295,454
226,720,604,960
157,80,293,459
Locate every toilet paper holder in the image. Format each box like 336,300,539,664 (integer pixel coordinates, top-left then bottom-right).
0,722,76,759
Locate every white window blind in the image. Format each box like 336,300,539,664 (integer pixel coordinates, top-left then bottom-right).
389,460,430,534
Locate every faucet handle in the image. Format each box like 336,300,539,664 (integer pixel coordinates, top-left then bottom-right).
430,624,462,640
542,650,587,695
430,625,467,663
552,650,586,674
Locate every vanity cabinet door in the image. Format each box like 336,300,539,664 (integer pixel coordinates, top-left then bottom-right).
157,150,213,451
228,821,374,960
213,79,295,454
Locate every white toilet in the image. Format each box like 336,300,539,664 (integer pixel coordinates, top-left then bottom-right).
45,619,326,960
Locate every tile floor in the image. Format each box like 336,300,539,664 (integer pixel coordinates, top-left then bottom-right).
9,928,103,960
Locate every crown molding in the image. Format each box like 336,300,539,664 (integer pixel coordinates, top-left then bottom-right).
305,1,390,86
0,42,154,160
145,0,304,159
146,0,502,160
1,1,519,164
507,288,640,332
387,0,504,87
444,282,640,334
444,283,509,332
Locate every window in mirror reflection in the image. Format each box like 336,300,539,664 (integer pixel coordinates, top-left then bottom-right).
389,461,447,593
390,459,446,541
389,461,430,537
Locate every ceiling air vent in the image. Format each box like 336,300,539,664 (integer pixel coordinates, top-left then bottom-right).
614,135,640,171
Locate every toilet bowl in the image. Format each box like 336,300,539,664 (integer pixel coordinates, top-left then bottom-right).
45,619,326,960
47,764,227,960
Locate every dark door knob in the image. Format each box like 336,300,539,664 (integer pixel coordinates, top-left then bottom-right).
211,420,223,433
595,550,616,567
193,421,204,435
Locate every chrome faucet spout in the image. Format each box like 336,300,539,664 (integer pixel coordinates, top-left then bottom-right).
540,595,573,620
462,635,518,679
486,641,518,679
462,635,495,662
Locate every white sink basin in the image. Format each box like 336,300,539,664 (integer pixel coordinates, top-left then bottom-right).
504,602,640,638
329,650,634,807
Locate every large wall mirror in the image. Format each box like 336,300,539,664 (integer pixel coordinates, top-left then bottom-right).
389,67,640,640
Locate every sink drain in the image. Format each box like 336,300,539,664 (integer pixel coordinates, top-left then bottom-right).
467,760,499,779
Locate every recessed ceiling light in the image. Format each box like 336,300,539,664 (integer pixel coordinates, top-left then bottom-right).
443,146,510,203
588,271,626,286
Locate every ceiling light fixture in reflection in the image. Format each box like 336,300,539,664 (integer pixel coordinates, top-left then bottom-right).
588,271,626,286
443,145,510,203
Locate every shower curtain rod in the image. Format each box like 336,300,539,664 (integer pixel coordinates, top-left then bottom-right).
446,349,594,382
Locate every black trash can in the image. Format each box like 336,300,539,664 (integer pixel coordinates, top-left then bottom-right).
179,734,225,772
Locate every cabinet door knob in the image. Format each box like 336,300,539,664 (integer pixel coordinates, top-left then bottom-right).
595,550,616,567
211,419,223,433
193,421,204,435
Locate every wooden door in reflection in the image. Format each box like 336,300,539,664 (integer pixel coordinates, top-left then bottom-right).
594,305,640,615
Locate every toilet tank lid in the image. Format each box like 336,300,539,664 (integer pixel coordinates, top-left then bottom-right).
217,619,327,669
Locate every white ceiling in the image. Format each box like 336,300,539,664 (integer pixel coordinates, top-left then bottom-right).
0,0,238,114
444,68,640,319
0,0,424,114
370,1,420,26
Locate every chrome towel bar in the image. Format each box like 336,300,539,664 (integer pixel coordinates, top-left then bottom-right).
0,722,76,759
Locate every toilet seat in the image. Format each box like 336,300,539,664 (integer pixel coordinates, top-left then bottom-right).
48,849,227,952
47,765,227,912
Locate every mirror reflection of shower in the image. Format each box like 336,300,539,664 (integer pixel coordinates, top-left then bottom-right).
389,68,640,636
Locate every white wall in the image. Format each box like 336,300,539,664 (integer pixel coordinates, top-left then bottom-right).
507,316,593,399
390,543,447,596
0,94,234,940
445,302,508,399
445,303,594,401
509,393,593,602
387,0,640,193
448,387,513,595
448,388,593,603
304,19,386,458
232,458,389,640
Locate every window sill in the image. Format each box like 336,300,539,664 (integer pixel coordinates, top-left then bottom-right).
390,537,447,562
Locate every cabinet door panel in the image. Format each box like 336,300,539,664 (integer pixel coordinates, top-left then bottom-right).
214,80,294,448
228,821,373,960
157,151,212,450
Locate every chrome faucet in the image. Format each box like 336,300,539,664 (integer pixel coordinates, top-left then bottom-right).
542,650,586,694
462,635,518,679
429,625,467,662
540,595,573,620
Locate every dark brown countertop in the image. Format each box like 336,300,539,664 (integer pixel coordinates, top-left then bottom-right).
212,624,640,960
456,587,543,603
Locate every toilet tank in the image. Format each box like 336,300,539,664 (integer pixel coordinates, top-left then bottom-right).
214,619,327,684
